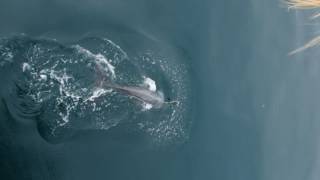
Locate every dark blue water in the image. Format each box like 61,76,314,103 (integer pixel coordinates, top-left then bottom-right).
1,0,319,180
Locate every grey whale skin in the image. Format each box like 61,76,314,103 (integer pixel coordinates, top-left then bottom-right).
103,82,165,109
95,64,172,109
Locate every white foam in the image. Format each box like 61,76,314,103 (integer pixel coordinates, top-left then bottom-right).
87,88,112,102
73,45,116,79
143,76,157,92
22,62,31,72
39,74,47,81
95,54,115,78
142,103,153,110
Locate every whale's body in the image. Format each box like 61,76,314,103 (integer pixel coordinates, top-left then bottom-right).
103,83,165,109
95,64,166,109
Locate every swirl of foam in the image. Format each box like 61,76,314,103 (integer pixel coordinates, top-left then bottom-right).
0,35,192,146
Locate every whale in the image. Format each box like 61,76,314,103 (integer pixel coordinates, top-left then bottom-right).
95,63,178,109
103,83,166,109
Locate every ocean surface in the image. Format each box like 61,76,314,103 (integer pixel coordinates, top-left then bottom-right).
0,0,319,180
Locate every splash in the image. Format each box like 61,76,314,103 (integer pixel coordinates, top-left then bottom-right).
0,35,192,146
143,76,157,92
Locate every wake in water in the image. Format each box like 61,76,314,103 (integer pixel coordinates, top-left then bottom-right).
0,34,192,146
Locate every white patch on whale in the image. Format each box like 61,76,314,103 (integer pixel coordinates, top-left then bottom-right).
143,76,157,92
